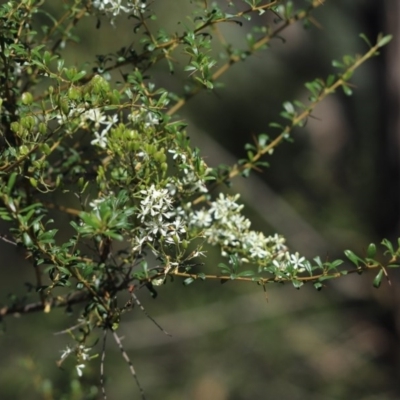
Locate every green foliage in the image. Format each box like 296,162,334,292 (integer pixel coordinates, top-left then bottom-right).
0,0,395,398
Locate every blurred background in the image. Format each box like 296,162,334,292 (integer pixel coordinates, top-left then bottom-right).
1,0,400,399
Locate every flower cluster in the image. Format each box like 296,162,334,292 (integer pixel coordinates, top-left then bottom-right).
138,184,173,221
191,193,309,273
129,107,160,128
168,148,210,194
55,102,118,148
87,110,118,148
59,344,92,378
93,0,146,23
133,184,187,253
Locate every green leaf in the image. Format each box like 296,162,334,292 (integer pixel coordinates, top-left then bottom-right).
332,59,344,68
292,279,303,289
326,259,344,270
70,70,87,82
22,232,33,248
283,101,294,114
377,34,392,48
366,243,376,259
313,282,323,290
359,33,372,48
183,277,195,285
38,229,58,243
57,266,71,276
7,172,17,194
326,74,335,86
313,256,323,269
305,80,322,96
373,269,383,288
218,262,229,271
237,270,255,277
344,249,364,266
104,231,124,241
342,84,353,96
318,275,337,281
381,238,394,255
342,70,354,81
269,122,283,129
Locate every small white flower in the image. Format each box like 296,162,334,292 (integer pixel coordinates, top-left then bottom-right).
131,0,146,17
168,149,187,163
272,259,281,269
85,108,106,128
144,111,159,128
144,215,169,236
60,346,72,360
209,193,243,221
76,363,85,377
289,252,306,270
249,245,270,259
192,209,212,228
132,232,150,252
166,182,177,196
89,196,107,210
138,184,173,221
168,216,186,234
91,130,108,148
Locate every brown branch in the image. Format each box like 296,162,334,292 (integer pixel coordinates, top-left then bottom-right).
171,264,378,285
0,290,89,317
167,0,325,116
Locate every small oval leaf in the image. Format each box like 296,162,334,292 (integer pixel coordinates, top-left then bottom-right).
367,243,376,259
373,269,384,288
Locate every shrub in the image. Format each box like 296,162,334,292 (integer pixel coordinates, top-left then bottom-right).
0,0,396,398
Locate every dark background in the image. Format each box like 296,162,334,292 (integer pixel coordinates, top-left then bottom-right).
1,1,399,399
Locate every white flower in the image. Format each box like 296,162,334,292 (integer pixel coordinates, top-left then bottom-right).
130,0,146,16
132,231,150,252
209,193,243,221
137,150,149,160
129,107,158,127
60,346,72,360
79,345,91,360
89,114,117,148
249,245,270,259
93,0,108,11
191,209,212,228
144,215,169,236
168,216,186,235
85,108,106,128
164,217,186,244
56,104,86,126
289,252,306,270
144,111,159,128
91,130,108,148
179,169,209,194
138,184,173,221
169,149,187,163
76,363,85,377
92,0,143,25
166,182,177,196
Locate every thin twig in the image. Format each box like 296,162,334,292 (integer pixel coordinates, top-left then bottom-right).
53,320,87,335
100,329,108,400
112,330,146,400
0,234,17,246
129,290,171,337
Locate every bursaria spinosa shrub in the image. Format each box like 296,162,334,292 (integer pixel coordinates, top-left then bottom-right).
0,0,397,398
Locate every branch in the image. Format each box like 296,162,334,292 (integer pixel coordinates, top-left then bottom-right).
167,0,325,116
0,290,89,317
